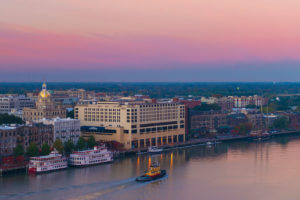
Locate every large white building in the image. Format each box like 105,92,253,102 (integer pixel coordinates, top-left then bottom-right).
0,95,35,114
75,100,185,149
41,117,80,144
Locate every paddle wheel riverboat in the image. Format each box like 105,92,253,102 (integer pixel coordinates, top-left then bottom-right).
69,146,113,166
28,150,68,173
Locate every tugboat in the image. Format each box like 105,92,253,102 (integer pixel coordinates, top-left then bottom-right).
136,162,167,182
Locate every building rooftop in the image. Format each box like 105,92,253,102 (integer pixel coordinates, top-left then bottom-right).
0,125,17,130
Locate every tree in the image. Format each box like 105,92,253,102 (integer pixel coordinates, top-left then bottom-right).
76,136,86,150
64,139,75,156
13,144,25,158
245,104,258,109
233,122,252,135
41,143,51,156
87,136,96,149
272,116,289,130
193,103,221,111
67,110,74,119
0,113,24,125
53,139,64,154
26,142,39,157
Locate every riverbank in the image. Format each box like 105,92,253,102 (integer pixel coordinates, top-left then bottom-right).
1,130,300,176
120,130,300,156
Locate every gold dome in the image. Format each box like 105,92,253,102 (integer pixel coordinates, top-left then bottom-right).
39,90,51,98
39,82,51,98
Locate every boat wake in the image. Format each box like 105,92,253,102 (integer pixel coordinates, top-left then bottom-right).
0,176,168,200
68,175,168,200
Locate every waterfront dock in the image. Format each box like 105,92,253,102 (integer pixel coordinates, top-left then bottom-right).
0,163,27,176
120,130,300,156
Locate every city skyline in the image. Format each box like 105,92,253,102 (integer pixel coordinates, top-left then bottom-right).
1,0,300,81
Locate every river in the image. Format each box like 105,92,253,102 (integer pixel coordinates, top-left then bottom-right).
1,134,300,200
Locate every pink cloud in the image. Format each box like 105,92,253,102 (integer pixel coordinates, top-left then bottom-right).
1,22,300,72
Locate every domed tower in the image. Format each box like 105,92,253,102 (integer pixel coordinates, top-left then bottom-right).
22,82,66,122
36,82,54,109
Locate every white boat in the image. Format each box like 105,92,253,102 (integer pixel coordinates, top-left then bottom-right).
148,146,163,154
69,146,113,166
28,150,68,173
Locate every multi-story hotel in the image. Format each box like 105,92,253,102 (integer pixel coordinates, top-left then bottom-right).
23,83,66,122
75,100,185,149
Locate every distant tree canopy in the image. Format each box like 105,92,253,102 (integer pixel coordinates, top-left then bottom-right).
41,143,51,156
3,82,300,98
245,104,258,109
64,139,75,156
268,96,300,112
193,103,221,111
87,136,96,149
26,142,39,157
76,137,86,150
233,122,252,135
0,114,24,125
67,110,74,119
53,139,64,154
272,116,289,130
13,144,25,158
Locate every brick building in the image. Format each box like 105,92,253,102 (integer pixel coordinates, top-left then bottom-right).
189,110,228,137
0,124,53,157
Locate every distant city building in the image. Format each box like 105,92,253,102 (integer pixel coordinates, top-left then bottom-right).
41,117,80,144
217,97,234,111
173,98,201,138
216,95,267,110
280,112,300,130
75,100,185,149
189,110,228,137
23,83,66,122
229,95,266,108
0,123,53,156
0,95,35,114
53,89,96,101
0,126,17,156
242,109,264,130
200,97,218,104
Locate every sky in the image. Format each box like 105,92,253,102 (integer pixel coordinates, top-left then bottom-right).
1,0,300,82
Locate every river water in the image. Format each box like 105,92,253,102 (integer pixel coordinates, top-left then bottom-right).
1,135,300,200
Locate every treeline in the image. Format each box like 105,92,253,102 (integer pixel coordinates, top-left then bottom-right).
2,82,300,98
13,136,96,158
192,103,221,111
0,114,24,125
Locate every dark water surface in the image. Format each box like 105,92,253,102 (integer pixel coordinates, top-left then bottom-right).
1,135,300,200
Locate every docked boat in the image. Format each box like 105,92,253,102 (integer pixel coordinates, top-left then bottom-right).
69,146,113,167
148,146,163,154
136,162,167,182
28,150,68,173
249,130,271,141
206,141,214,145
261,131,271,140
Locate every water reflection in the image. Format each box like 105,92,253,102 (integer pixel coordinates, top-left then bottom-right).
2,135,300,200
